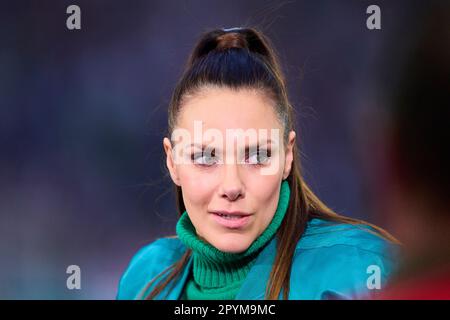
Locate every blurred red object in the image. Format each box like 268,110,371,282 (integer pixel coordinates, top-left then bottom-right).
377,265,450,300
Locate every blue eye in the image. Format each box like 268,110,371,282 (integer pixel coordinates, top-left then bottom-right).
191,150,217,166
246,149,271,165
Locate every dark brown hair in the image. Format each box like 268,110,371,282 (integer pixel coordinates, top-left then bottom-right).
141,27,399,300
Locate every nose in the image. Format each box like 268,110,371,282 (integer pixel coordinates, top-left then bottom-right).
219,163,245,201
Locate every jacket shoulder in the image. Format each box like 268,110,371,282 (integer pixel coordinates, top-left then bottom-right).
116,237,186,300
290,218,399,299
297,218,396,255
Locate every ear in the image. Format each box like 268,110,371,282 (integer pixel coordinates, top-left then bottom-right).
163,137,181,186
282,131,296,180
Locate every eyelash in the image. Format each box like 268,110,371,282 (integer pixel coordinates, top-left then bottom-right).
191,150,216,166
191,149,271,167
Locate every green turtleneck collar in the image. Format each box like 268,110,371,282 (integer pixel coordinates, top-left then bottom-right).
175,180,291,300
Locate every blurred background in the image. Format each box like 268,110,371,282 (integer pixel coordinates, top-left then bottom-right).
0,0,437,299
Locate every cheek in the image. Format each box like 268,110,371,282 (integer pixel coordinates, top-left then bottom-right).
177,165,215,208
258,180,282,208
250,177,283,227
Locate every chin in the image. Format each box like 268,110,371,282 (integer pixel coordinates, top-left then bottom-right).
212,234,252,253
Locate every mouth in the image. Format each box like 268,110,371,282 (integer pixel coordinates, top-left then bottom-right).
209,211,252,229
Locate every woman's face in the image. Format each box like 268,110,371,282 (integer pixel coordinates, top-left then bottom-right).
163,86,296,253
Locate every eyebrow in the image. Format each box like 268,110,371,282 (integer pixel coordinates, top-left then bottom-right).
187,139,274,150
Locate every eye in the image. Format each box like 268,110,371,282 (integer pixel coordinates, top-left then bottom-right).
191,149,218,166
245,149,271,165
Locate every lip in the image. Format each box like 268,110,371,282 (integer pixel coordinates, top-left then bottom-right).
210,210,252,216
209,211,252,229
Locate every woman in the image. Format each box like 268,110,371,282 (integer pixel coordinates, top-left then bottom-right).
116,27,399,300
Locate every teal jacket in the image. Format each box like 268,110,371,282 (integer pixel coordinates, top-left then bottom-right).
117,218,399,300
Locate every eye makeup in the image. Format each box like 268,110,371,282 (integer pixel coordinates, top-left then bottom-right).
189,144,273,166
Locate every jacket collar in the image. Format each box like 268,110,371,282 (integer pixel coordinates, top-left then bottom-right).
235,236,278,299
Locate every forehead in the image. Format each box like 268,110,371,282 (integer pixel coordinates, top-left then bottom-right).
177,86,281,132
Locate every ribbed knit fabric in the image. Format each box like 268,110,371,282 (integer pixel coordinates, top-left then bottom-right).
175,180,291,300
